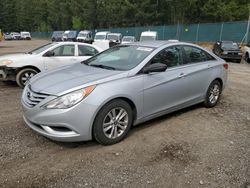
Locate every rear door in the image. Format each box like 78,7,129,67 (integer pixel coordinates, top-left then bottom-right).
180,45,216,102
44,44,77,70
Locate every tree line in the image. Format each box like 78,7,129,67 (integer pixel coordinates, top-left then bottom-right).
0,0,249,32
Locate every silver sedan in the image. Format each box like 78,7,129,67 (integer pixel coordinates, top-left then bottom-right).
21,41,228,145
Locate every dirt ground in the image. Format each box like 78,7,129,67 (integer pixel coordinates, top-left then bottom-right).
0,40,249,188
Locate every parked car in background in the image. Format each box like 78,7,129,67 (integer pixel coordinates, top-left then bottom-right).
122,36,136,44
51,31,64,42
242,41,250,63
107,33,122,47
140,31,158,41
21,32,32,40
93,31,111,50
0,42,103,88
10,32,21,40
21,41,228,145
62,30,78,41
94,31,110,42
213,41,242,63
77,30,93,44
4,33,12,40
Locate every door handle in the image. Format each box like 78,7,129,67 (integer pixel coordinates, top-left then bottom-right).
178,73,185,78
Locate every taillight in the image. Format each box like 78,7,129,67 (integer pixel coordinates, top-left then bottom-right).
223,63,229,70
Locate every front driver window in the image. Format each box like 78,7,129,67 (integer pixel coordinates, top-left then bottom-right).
150,46,182,68
52,45,75,56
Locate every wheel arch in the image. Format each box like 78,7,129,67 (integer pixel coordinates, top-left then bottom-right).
16,66,41,73
91,96,138,139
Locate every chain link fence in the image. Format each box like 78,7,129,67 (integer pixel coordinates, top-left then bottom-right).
31,21,250,43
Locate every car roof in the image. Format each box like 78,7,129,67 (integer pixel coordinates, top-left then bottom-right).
96,31,110,35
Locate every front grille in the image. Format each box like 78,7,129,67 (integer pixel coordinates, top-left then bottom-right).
24,85,50,107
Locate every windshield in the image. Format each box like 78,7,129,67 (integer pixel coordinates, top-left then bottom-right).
78,33,88,37
28,43,57,55
52,32,63,37
140,36,156,41
95,34,106,40
122,37,134,42
84,45,154,71
107,35,119,41
221,42,239,50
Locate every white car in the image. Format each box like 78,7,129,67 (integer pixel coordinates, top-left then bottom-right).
243,41,250,63
21,32,32,40
0,42,103,88
10,32,21,40
140,31,158,41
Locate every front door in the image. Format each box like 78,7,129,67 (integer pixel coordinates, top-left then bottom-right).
143,46,188,117
44,44,77,70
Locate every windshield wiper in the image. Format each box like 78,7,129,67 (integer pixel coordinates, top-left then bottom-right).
89,64,116,70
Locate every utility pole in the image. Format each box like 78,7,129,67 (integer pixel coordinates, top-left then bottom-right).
245,13,250,43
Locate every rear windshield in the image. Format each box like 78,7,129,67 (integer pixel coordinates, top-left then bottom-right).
221,42,239,50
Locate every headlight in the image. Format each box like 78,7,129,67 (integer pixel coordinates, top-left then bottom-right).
222,51,228,55
239,52,243,55
42,85,96,109
0,60,13,66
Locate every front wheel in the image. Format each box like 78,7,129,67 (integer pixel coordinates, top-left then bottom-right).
204,80,222,108
16,68,38,88
93,100,133,145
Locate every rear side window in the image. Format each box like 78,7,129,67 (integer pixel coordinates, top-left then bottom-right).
182,46,215,64
150,46,182,68
78,45,99,56
52,45,75,56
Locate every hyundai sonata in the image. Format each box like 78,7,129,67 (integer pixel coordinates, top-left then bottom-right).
22,41,228,145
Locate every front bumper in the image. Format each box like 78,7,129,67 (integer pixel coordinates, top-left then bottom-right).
21,94,100,142
0,66,16,81
219,54,242,60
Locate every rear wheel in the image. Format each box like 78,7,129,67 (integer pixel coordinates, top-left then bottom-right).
16,68,38,88
93,100,133,145
204,80,222,108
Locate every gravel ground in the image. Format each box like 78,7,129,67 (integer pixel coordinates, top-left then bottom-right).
0,40,249,188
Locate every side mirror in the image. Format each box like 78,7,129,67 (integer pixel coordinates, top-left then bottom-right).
44,51,55,57
143,63,167,74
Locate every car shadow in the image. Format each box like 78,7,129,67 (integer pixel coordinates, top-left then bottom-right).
128,103,203,137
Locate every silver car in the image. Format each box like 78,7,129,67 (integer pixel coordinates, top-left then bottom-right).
21,41,228,145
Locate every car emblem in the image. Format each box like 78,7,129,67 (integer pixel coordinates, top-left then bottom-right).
27,91,32,99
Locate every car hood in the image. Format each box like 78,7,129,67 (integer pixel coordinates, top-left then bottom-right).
0,53,33,62
29,63,127,95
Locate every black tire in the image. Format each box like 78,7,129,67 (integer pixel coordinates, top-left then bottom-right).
16,68,38,88
93,99,133,145
204,80,222,108
245,53,250,63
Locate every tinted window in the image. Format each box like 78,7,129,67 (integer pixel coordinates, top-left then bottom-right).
150,46,182,68
78,45,98,56
183,46,214,64
52,45,75,56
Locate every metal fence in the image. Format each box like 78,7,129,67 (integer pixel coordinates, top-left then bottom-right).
31,21,250,43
